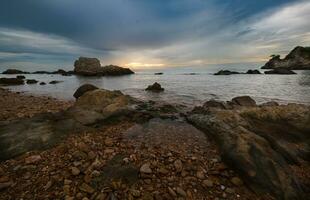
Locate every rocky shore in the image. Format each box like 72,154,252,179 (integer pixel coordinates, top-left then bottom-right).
0,87,309,200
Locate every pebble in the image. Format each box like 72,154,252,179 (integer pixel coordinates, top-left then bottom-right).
44,181,53,190
231,177,243,186
220,185,226,190
79,183,95,194
71,167,80,176
0,181,12,190
140,163,152,174
202,179,214,188
168,187,177,197
176,187,187,197
25,155,42,164
130,189,141,197
196,170,205,179
173,160,183,172
226,188,235,194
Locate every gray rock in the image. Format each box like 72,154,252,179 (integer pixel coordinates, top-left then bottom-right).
73,84,98,99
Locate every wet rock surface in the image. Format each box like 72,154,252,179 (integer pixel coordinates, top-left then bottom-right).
187,97,310,199
0,78,24,85
73,84,98,99
214,70,240,75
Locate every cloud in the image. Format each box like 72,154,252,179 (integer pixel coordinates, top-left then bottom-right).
0,0,308,69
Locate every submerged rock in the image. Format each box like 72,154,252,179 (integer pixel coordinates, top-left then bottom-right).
16,75,25,79
246,69,261,74
262,46,310,70
187,98,310,199
73,84,98,99
49,80,62,84
145,82,164,92
214,70,240,75
264,68,296,74
154,72,163,75
0,78,24,85
26,79,38,84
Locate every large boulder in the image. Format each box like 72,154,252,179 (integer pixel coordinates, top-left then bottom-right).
264,68,296,75
74,57,103,76
0,78,24,85
145,82,164,92
68,89,137,125
262,46,310,70
73,84,98,99
2,69,28,74
74,57,134,76
187,99,310,199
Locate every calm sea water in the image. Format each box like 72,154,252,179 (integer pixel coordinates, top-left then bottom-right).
1,64,310,107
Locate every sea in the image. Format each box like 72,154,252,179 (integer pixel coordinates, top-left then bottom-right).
1,63,310,108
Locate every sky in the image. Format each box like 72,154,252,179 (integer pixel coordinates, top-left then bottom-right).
0,0,310,70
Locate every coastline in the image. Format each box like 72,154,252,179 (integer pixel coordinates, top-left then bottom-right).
0,87,308,199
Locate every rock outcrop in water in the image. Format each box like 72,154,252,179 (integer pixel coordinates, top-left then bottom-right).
187,97,310,199
262,46,310,70
145,82,164,92
0,78,24,85
2,69,29,74
214,70,240,75
74,57,134,76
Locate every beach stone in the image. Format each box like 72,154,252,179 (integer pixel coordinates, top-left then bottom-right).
79,183,95,194
130,189,141,197
231,177,243,186
196,170,205,179
168,187,177,197
140,163,152,174
74,84,98,99
25,155,42,164
173,159,183,172
176,187,187,197
202,180,214,188
0,181,12,190
71,167,80,175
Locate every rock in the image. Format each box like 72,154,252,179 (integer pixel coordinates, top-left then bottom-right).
203,100,228,109
246,69,261,74
74,57,134,76
176,187,187,197
26,79,38,84
79,183,95,194
53,69,70,76
145,82,164,92
168,187,177,197
25,155,42,164
187,102,310,199
101,65,134,76
140,163,152,174
71,167,80,175
173,160,183,172
196,170,205,179
231,96,256,107
264,68,296,74
40,82,46,85
0,78,24,85
214,70,240,75
202,180,214,188
73,84,98,99
154,72,163,75
0,181,12,190
74,57,102,76
226,188,235,194
261,101,279,107
2,69,27,74
231,177,243,186
262,46,310,70
49,80,62,84
130,189,141,197
16,75,25,79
